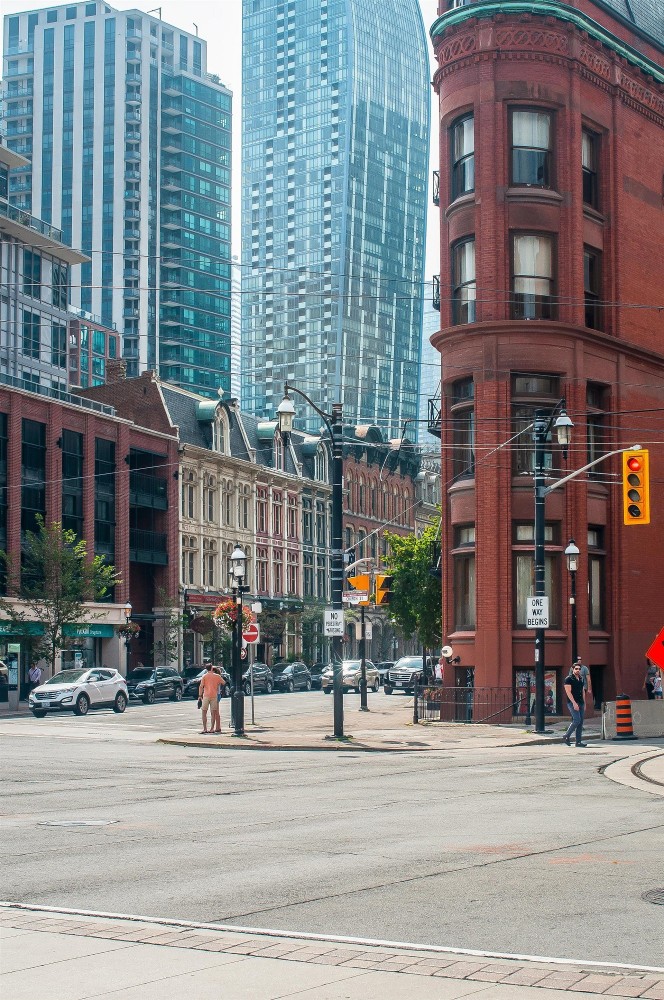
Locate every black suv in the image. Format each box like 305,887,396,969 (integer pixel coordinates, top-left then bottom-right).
271,661,312,692
182,665,232,699
309,662,328,690
242,662,273,695
127,666,184,704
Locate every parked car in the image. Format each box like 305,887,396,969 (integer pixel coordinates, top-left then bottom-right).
126,665,184,704
242,662,273,694
309,662,328,689
384,656,435,695
271,661,312,692
322,660,380,694
29,668,128,717
376,661,394,684
182,664,232,699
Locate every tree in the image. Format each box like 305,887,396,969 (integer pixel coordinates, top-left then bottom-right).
383,518,442,651
0,517,119,676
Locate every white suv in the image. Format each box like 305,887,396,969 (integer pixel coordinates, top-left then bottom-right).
29,668,128,718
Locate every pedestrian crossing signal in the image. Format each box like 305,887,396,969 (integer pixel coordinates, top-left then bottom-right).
622,449,650,525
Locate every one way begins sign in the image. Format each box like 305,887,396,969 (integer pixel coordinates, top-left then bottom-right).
526,596,549,629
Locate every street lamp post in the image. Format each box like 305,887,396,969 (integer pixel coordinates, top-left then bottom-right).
123,602,133,671
533,401,573,734
278,384,345,739
565,539,580,665
230,543,247,737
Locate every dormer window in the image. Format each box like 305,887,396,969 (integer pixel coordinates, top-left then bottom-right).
213,411,227,453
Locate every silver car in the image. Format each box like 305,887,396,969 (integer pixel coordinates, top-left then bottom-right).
29,668,128,718
322,660,380,694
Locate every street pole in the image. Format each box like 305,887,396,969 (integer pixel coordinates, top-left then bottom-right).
278,386,345,739
533,409,548,734
330,402,344,738
359,605,368,711
232,585,244,737
570,565,578,664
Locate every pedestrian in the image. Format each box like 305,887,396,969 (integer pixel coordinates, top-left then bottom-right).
644,660,659,700
653,672,663,699
210,666,226,734
28,663,42,693
574,656,593,707
197,662,223,734
563,661,587,747
435,657,445,685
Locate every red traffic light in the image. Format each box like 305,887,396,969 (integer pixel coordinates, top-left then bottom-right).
626,456,643,472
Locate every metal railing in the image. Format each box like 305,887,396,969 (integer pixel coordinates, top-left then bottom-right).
0,199,63,242
0,371,115,416
415,684,519,725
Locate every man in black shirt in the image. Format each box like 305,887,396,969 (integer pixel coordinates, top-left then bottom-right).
563,662,587,747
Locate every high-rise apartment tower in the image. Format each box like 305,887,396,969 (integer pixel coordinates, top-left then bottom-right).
2,2,232,396
241,0,430,435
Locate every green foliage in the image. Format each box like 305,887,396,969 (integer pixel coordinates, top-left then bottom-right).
0,517,119,674
383,519,442,650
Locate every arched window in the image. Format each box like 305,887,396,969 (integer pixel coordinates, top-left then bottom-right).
181,469,197,519
315,444,328,483
273,433,285,471
213,411,228,453
182,535,197,586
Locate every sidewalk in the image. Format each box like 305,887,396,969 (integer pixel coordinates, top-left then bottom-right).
2,905,663,1000
158,701,605,753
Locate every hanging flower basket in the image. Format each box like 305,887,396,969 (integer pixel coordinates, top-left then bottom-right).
212,598,255,635
118,622,141,640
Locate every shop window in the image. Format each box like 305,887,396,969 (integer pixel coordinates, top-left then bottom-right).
450,113,474,200
510,109,552,188
511,234,555,320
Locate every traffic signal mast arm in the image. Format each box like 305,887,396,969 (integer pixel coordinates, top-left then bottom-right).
542,444,642,497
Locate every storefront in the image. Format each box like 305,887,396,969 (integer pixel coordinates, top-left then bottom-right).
0,622,45,704
60,624,117,672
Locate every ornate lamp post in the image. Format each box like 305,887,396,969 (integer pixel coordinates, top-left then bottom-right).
122,602,133,673
533,401,573,733
278,384,345,739
229,543,248,737
564,539,580,666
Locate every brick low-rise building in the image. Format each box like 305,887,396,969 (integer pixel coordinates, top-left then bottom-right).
430,0,664,707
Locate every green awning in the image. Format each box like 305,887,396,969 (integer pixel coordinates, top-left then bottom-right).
63,624,115,638
0,622,44,636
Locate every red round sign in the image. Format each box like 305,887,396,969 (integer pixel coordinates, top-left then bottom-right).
242,622,260,643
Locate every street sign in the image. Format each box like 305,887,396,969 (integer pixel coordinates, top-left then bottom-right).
242,622,260,644
646,626,664,671
343,590,368,604
240,648,247,660
526,596,549,629
365,621,373,640
324,608,345,636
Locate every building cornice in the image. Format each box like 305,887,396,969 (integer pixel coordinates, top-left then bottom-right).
431,320,664,373
431,1,664,84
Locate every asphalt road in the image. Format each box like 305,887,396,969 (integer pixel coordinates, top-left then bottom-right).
1,693,662,968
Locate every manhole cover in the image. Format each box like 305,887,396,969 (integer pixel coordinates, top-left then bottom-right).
642,888,664,905
38,820,119,828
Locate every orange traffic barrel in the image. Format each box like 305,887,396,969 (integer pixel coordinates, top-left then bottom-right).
612,694,638,741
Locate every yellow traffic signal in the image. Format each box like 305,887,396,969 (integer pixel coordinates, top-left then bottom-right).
375,574,393,606
622,449,650,525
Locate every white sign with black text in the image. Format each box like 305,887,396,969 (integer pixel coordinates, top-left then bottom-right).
526,596,549,629
324,608,345,636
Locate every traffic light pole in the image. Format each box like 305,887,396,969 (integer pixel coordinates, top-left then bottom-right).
330,403,345,739
532,439,640,733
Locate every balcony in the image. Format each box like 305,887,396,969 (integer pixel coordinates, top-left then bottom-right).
129,471,168,510
3,85,33,99
124,287,139,300
123,306,139,318
432,275,441,311
123,265,140,279
130,528,168,565
427,397,442,439
125,167,141,181
124,150,141,163
162,119,182,135
124,208,140,221
124,227,140,239
125,109,141,124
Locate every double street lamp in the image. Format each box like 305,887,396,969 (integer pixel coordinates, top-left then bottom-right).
278,384,345,739
229,542,248,737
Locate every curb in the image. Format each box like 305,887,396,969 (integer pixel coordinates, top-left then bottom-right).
157,733,601,752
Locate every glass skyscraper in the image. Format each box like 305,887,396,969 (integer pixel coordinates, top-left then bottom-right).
2,3,232,396
241,0,430,435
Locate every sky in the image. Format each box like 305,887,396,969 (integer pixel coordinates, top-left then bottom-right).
1,0,441,269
